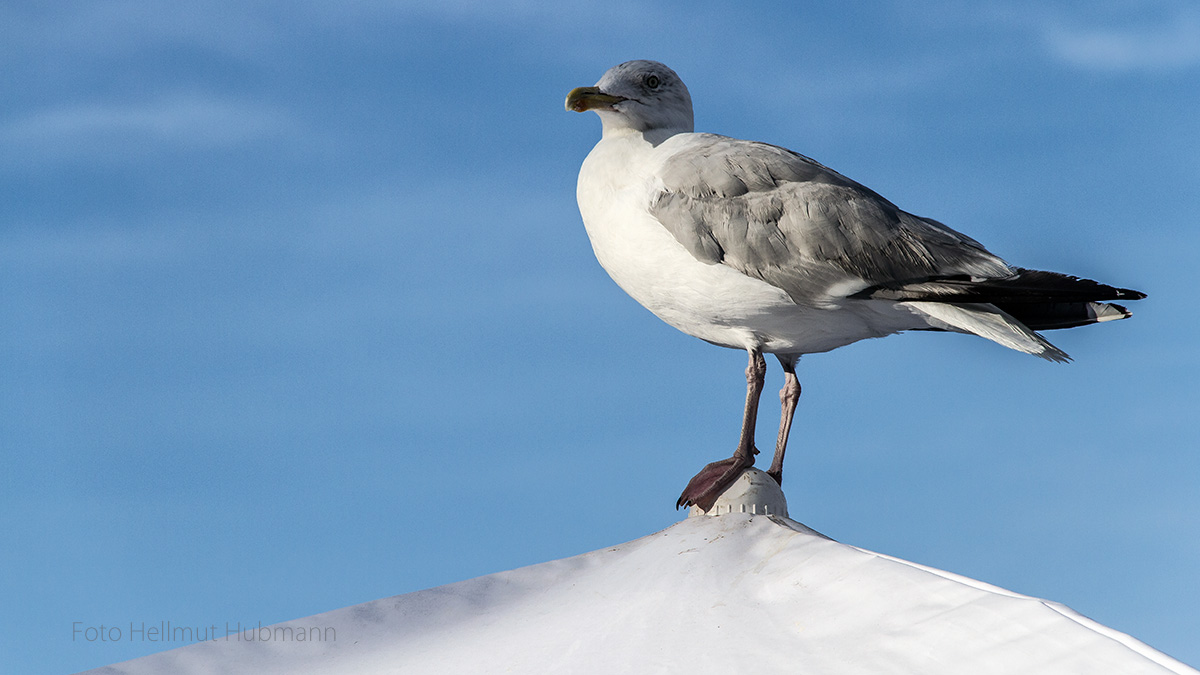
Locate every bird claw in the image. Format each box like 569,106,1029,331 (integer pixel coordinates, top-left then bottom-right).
675,453,756,511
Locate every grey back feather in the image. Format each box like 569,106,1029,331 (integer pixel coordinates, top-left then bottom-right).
649,135,1012,304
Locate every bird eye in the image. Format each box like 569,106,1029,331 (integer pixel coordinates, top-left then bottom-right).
645,75,661,89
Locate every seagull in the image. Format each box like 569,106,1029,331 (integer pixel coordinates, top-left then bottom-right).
565,60,1144,512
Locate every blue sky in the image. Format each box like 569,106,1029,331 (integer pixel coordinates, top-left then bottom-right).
2,1,1197,672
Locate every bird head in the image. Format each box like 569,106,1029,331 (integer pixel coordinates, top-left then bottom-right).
566,60,694,138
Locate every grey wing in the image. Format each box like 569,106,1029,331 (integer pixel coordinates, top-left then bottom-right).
648,135,1013,305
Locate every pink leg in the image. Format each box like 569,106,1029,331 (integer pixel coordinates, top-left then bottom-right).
676,349,766,511
767,356,801,485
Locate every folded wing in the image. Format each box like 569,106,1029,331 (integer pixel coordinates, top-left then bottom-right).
648,135,1144,361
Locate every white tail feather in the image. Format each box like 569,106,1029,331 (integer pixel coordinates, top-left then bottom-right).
906,302,1071,362
1091,302,1132,323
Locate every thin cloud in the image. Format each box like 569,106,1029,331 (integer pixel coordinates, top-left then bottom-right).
973,0,1200,73
1,94,297,163
0,0,648,60
905,1,1200,74
1043,11,1200,72
1,1,280,61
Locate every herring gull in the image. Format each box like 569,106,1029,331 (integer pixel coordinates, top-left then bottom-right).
566,60,1144,512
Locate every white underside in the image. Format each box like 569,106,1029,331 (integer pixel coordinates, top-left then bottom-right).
577,131,927,356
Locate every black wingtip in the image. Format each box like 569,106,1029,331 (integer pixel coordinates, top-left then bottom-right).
854,270,1147,306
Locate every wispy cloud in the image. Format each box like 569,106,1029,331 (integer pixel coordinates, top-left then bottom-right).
1041,8,1200,72
0,0,647,61
899,1,1200,74
1,1,277,62
970,0,1200,73
1,94,297,163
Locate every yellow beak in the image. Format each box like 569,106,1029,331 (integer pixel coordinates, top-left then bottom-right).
565,86,626,112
